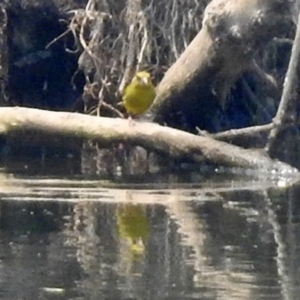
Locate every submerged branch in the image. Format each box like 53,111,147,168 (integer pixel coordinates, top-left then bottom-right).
0,107,298,174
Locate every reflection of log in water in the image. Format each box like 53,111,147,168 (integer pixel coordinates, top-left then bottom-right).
57,184,298,299
264,191,292,300
62,201,116,299
165,194,255,300
63,201,101,273
61,193,153,299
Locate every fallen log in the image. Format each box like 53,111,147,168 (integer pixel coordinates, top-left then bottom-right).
0,107,298,174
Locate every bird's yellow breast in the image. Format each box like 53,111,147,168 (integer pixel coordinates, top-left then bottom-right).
122,72,156,115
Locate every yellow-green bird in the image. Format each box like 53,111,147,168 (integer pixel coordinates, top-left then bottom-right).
122,71,156,119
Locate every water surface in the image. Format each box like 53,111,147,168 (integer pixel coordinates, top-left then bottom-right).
0,169,299,300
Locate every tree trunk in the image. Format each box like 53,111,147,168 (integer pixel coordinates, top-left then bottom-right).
151,0,291,130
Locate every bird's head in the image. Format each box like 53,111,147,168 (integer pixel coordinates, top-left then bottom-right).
133,71,152,86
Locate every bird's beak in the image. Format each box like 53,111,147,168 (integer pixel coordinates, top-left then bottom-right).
140,77,149,85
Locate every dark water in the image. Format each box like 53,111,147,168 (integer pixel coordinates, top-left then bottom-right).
0,167,299,300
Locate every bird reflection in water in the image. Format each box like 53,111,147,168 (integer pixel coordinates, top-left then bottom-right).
117,202,149,257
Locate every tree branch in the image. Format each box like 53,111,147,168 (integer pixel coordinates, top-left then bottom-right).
197,123,273,141
0,107,298,174
266,11,300,154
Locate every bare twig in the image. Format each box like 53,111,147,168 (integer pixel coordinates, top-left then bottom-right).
197,123,274,140
45,28,72,49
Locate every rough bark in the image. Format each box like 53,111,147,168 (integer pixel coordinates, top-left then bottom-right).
0,107,298,174
150,0,292,128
